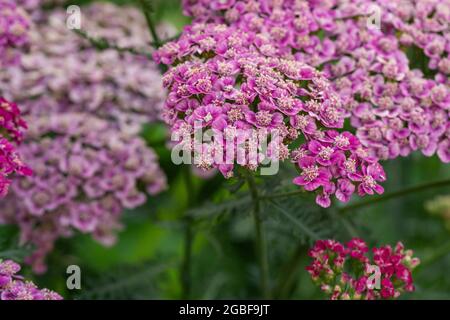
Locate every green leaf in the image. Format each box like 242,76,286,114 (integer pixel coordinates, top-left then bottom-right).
187,195,252,219
0,225,32,262
76,262,170,300
268,200,320,241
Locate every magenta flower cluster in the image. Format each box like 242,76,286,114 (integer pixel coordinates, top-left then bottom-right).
0,113,167,273
292,130,386,207
0,0,29,66
155,23,343,173
0,97,31,197
182,0,450,163
306,238,420,300
0,259,62,300
0,3,171,134
155,22,386,206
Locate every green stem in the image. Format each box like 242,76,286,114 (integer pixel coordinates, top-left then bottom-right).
274,244,305,299
263,190,306,200
245,173,271,299
73,29,152,59
340,178,450,213
417,240,450,271
138,0,161,48
181,217,193,299
181,168,195,299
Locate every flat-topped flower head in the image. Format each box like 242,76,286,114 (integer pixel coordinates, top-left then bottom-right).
0,97,27,143
156,22,386,207
0,113,167,273
0,259,62,300
0,97,31,198
306,238,419,300
0,0,30,66
292,130,385,207
0,2,172,134
155,23,347,177
182,0,450,163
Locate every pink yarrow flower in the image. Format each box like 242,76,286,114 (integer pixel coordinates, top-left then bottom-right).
0,97,31,198
182,0,450,163
0,259,62,300
306,238,420,300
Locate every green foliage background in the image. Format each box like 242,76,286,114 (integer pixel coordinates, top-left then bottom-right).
1,0,449,300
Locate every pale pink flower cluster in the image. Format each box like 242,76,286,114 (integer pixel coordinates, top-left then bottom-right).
0,3,171,134
0,113,167,273
0,0,29,66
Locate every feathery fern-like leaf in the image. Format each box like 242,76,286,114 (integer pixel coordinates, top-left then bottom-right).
76,262,170,300
0,225,32,261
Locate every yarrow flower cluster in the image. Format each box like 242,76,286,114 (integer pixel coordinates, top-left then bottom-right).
0,113,167,273
0,0,29,66
182,0,450,163
155,22,386,206
306,238,420,300
0,96,27,143
0,3,172,134
0,259,62,300
378,0,449,77
0,97,31,197
292,130,386,207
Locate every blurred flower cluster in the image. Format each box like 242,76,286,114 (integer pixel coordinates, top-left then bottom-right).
0,0,29,66
1,2,172,134
0,2,169,272
181,0,450,163
0,113,167,273
306,238,420,300
0,259,62,300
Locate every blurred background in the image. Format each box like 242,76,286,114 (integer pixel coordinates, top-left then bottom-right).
1,0,449,300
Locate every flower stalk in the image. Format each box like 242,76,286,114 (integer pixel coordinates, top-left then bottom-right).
181,167,195,299
340,178,450,213
244,172,271,299
138,0,161,48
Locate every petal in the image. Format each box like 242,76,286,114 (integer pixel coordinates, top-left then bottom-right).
304,180,321,191
316,193,331,208
298,156,316,169
308,140,322,154
293,176,308,186
373,184,384,195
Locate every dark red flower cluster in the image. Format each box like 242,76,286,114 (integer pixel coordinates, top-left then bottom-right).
306,238,420,299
